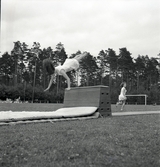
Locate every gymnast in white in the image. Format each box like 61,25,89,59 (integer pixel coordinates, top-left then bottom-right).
43,51,88,91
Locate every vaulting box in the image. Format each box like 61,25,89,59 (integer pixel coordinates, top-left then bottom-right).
63,85,111,116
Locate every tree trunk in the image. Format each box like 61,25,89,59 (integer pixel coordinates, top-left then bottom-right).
57,75,59,94
137,72,139,93
32,62,36,103
14,55,18,86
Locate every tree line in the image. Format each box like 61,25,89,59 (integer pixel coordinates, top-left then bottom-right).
0,41,160,104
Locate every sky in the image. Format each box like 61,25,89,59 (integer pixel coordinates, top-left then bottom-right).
1,0,160,58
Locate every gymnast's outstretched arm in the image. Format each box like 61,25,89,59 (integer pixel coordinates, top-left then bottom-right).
44,74,55,92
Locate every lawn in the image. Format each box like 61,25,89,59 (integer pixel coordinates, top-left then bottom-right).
0,103,63,111
0,103,160,112
0,103,159,167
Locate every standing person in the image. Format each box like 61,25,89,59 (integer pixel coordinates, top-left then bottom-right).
43,51,88,91
116,82,127,111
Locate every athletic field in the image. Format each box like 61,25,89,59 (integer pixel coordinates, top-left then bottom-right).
0,103,160,112
0,103,159,167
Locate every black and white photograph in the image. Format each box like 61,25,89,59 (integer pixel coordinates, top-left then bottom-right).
0,0,160,166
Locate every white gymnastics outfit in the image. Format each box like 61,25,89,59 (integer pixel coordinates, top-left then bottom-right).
55,58,79,75
118,87,127,101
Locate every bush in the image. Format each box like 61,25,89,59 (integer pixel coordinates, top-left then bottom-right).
0,84,7,100
148,85,160,104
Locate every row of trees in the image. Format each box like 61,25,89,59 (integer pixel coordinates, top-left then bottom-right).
0,41,160,104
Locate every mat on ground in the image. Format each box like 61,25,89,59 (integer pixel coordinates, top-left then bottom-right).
0,107,99,122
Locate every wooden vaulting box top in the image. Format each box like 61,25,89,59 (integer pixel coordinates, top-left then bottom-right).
68,85,109,90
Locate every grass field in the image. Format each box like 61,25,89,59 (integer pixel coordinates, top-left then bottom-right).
0,103,63,112
0,103,160,167
0,103,160,112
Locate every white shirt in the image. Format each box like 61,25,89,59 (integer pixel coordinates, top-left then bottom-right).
119,87,127,101
120,87,127,96
55,58,79,75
